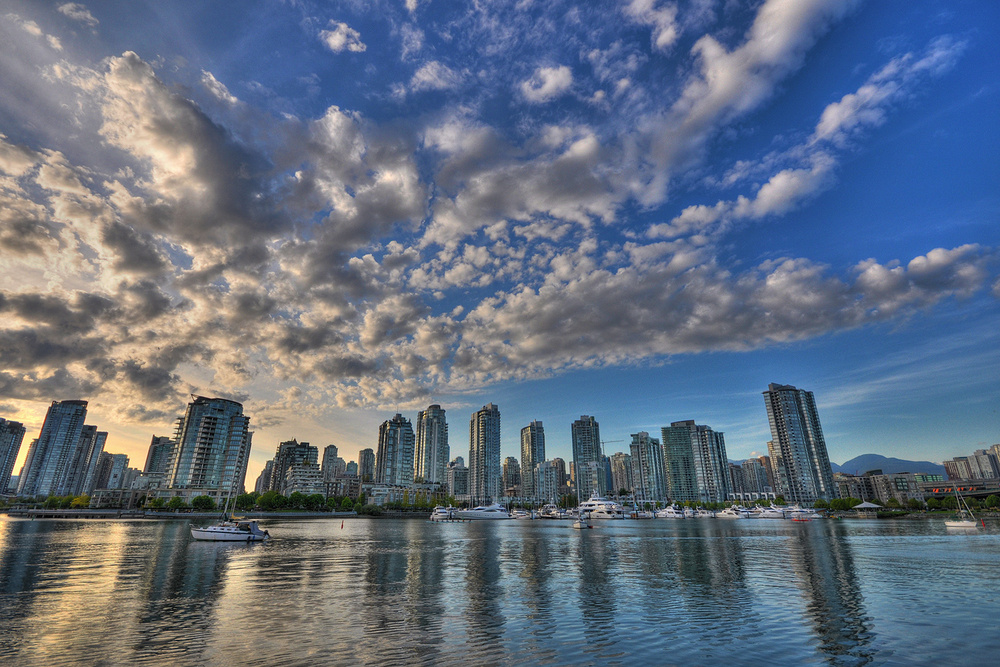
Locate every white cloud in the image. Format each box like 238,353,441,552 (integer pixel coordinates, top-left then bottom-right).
625,0,680,52
58,3,99,27
200,71,239,105
319,21,366,54
520,65,573,103
410,61,462,92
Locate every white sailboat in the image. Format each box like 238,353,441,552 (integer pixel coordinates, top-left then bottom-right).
944,487,980,529
190,478,269,542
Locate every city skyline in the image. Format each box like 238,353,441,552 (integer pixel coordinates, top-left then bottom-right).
0,2,997,484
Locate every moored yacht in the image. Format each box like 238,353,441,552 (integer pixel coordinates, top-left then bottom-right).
429,506,456,521
716,506,750,519
453,504,513,520
655,505,686,519
577,495,626,519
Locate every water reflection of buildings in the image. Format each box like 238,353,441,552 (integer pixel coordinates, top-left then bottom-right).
576,532,618,658
784,522,873,663
463,523,505,663
517,529,558,662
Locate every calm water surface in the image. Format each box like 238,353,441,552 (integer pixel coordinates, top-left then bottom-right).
1,515,998,666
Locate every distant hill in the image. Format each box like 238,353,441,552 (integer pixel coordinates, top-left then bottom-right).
832,454,945,477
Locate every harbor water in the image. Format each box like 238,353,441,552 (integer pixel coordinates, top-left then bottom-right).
1,516,998,665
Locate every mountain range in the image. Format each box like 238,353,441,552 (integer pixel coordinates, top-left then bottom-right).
730,454,946,477
831,454,945,477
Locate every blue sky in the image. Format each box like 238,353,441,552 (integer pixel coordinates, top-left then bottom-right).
0,0,997,483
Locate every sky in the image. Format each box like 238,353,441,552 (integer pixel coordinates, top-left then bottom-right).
1,0,998,486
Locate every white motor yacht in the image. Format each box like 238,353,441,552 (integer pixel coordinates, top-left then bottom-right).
429,506,455,521
191,518,269,542
716,506,749,519
655,505,686,519
758,504,787,519
577,495,626,519
453,504,513,520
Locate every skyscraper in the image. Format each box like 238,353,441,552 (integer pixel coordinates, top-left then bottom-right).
763,383,836,503
469,403,501,503
17,400,89,497
0,418,26,494
629,432,667,501
502,456,521,496
571,415,603,499
520,420,545,500
609,451,633,496
63,424,107,496
376,414,415,487
166,396,253,500
415,405,449,484
322,444,346,481
144,435,174,475
661,420,730,504
359,448,376,482
270,439,318,494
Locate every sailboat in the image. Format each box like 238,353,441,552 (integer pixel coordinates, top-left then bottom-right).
190,479,270,542
944,487,980,529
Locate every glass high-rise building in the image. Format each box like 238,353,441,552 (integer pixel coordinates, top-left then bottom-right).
629,432,667,502
358,448,376,482
571,415,604,499
376,414,415,487
763,383,836,503
0,418,26,495
415,405,449,484
144,435,174,475
469,403,501,503
661,420,730,504
520,420,545,500
17,400,89,497
166,396,253,498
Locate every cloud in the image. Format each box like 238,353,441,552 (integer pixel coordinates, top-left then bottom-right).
410,61,462,92
200,70,240,106
624,0,680,52
520,65,573,103
319,21,367,53
58,3,99,28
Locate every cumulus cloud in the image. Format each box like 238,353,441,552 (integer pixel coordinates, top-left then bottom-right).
520,65,573,103
319,21,366,53
0,0,990,426
58,3,99,27
625,0,680,52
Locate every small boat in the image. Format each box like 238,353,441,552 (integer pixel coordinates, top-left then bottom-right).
945,488,980,529
511,509,534,519
191,518,269,542
572,510,593,529
452,503,512,520
190,482,269,542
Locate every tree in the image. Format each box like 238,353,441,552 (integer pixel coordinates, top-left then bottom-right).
907,498,925,510
886,498,901,509
44,495,61,509
71,495,90,509
257,491,286,511
191,495,216,512
304,493,325,511
774,496,786,505
986,495,1000,509
167,496,186,511
235,492,258,511
341,496,355,511
147,497,165,509
288,492,306,509
926,497,941,510
813,499,829,509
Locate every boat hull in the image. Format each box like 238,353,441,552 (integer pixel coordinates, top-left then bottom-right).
190,521,269,542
